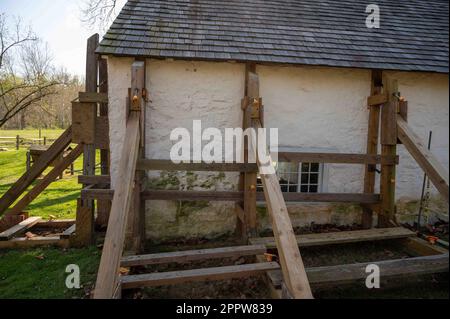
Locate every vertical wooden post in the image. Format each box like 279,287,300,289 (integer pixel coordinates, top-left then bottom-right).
379,77,398,227
81,34,99,244
237,64,258,241
362,70,383,228
72,198,94,247
125,61,146,254
83,34,99,180
16,135,19,150
99,57,109,175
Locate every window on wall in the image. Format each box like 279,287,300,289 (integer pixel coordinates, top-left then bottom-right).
257,162,325,193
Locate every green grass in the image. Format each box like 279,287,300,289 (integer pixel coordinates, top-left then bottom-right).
0,129,101,299
0,247,101,299
0,148,83,220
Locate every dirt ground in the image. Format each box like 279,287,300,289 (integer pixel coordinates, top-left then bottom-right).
121,226,449,300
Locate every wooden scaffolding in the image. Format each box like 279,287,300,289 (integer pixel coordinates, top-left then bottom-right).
0,34,448,298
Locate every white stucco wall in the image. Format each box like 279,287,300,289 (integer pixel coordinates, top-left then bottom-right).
107,57,449,240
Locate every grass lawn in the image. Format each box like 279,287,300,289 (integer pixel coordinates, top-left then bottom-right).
0,247,100,299
0,129,101,299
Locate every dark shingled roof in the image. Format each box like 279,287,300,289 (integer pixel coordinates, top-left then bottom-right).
97,0,449,73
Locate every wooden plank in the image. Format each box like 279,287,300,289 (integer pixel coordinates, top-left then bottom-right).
121,262,280,289
397,117,449,202
61,224,76,239
367,93,388,106
0,217,42,241
72,102,96,144
95,116,110,150
250,227,415,249
83,33,99,188
399,237,449,257
268,254,449,289
362,70,383,228
0,237,69,250
79,92,108,103
0,127,72,215
257,192,381,204
278,152,398,165
82,189,380,204
252,120,313,299
99,57,110,175
78,175,111,186
121,245,267,267
143,190,243,202
5,145,83,216
35,219,75,230
137,160,258,172
93,111,141,299
71,199,94,247
379,77,398,227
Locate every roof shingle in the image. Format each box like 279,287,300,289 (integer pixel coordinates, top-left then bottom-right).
97,0,449,73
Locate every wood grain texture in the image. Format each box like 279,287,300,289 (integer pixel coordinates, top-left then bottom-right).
0,217,42,241
93,112,141,299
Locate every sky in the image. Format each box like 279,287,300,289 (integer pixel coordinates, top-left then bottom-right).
0,0,127,77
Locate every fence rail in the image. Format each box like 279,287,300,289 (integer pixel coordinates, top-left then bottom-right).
0,136,57,150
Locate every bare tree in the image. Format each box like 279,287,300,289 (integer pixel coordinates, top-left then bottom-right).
81,0,119,30
0,14,60,128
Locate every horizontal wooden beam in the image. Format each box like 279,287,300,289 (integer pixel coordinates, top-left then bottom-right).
257,192,381,204
121,262,280,289
397,117,449,202
0,237,69,250
367,93,388,106
35,219,75,230
121,245,267,267
278,152,398,165
268,254,449,289
0,217,42,241
78,175,111,185
137,159,258,172
82,188,380,204
61,224,76,239
78,92,108,104
250,227,415,249
143,190,243,201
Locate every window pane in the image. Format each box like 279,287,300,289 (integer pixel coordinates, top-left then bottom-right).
310,173,319,184
301,163,310,172
311,163,320,172
289,185,298,193
301,173,309,184
300,185,309,193
309,185,318,193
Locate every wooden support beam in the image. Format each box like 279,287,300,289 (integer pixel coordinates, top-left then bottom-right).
78,92,108,104
379,77,398,227
35,219,75,230
0,217,42,241
367,93,388,106
397,117,449,202
362,70,383,229
0,237,69,250
0,127,72,216
399,237,449,257
121,245,267,267
278,152,398,165
98,57,110,176
260,192,380,204
71,198,94,247
143,190,243,202
5,145,83,217
267,254,448,289
78,175,111,186
137,160,258,172
250,227,415,249
72,102,96,144
61,224,76,239
93,111,141,299
121,262,280,289
83,33,99,193
252,120,313,299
